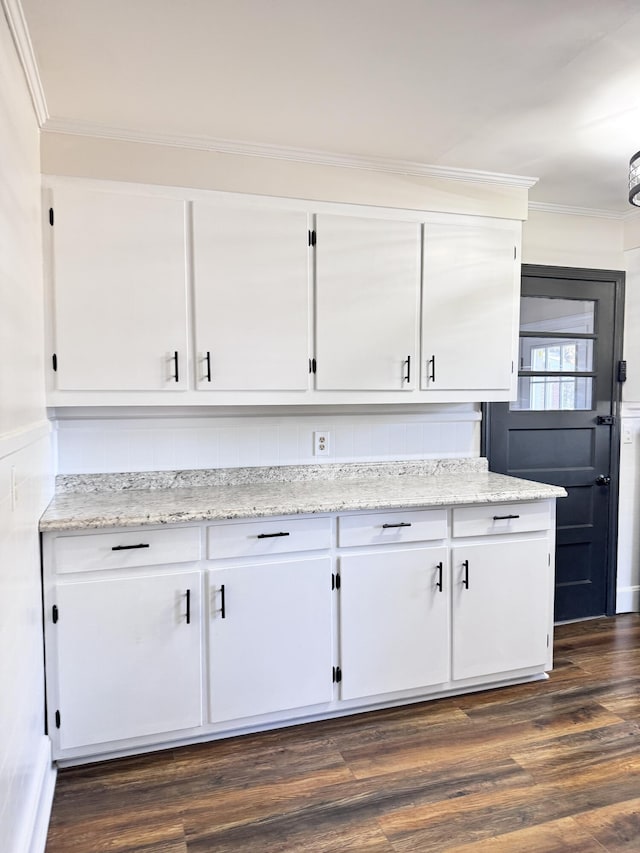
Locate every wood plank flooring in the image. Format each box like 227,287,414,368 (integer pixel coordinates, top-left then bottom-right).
46,615,640,852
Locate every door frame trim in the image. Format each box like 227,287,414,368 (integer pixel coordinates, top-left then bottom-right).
482,263,625,618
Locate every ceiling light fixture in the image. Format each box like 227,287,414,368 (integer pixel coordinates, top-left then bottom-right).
630,151,640,205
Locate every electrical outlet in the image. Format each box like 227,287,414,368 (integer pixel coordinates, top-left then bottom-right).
623,424,633,445
313,431,330,456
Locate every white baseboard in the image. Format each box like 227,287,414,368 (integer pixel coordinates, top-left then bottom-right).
616,586,640,614
20,737,56,853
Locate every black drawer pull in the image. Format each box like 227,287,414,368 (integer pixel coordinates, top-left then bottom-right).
382,522,412,529
493,514,520,521
205,351,212,382
257,531,290,539
220,584,226,619
436,561,443,592
111,543,150,551
462,559,469,589
173,350,179,383
185,589,191,624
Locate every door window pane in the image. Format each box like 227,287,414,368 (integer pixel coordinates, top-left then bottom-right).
520,297,595,334
520,338,593,372
511,376,593,411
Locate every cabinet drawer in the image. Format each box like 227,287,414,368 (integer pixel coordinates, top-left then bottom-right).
338,509,447,547
54,526,201,574
208,517,331,559
452,502,551,538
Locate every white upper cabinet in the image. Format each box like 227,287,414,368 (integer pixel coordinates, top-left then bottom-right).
43,179,523,405
421,220,520,394
315,214,421,391
50,186,189,391
193,204,311,391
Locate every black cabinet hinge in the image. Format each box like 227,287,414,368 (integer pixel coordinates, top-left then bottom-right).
308,229,316,247
596,415,615,426
52,604,59,623
55,710,61,728
308,357,317,374
331,573,341,591
332,666,342,683
49,207,54,226
618,360,627,382
52,353,58,372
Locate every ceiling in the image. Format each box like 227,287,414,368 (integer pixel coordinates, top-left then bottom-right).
17,0,640,213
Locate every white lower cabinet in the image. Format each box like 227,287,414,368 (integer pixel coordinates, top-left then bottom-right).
52,571,202,750
451,538,550,681
207,556,333,722
42,499,555,763
339,547,449,700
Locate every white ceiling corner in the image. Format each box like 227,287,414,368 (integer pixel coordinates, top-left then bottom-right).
13,0,640,213
2,0,48,125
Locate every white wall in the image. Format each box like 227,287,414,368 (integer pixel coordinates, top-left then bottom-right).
0,7,55,852
618,243,640,612
54,405,480,475
522,208,625,270
40,131,529,220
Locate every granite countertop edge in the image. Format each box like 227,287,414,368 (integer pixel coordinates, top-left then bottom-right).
40,460,567,533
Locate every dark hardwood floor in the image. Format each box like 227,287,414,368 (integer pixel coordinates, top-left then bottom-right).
46,615,640,852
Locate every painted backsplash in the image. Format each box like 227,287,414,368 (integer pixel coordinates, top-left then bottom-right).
53,404,481,474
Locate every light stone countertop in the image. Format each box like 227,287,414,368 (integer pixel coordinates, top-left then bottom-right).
40,459,567,532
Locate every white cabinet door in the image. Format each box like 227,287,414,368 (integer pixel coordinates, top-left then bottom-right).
339,547,449,700
51,186,189,391
208,557,333,722
421,220,519,392
53,571,202,749
315,214,420,391
451,538,549,681
193,204,311,390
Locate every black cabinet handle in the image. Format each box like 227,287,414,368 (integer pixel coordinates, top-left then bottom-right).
462,559,469,589
428,355,436,383
185,589,191,624
382,522,412,529
493,514,520,520
173,351,179,382
436,561,443,592
403,355,411,384
111,543,150,551
595,474,611,486
205,351,212,382
257,531,290,539
220,584,226,619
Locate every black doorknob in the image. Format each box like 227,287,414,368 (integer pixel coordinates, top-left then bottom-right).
595,474,611,486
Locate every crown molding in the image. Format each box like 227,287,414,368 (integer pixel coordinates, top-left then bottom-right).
42,117,538,190
1,0,48,126
528,200,628,220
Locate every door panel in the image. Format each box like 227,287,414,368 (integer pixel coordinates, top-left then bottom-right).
55,572,202,749
315,214,420,391
208,557,333,722
339,546,449,700
193,204,311,391
52,186,189,391
421,220,519,391
485,267,624,622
